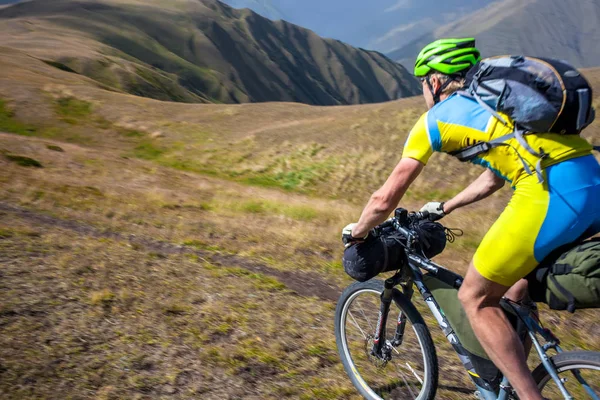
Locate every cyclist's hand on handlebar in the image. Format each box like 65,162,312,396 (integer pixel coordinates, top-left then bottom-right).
341,223,368,248
419,201,446,221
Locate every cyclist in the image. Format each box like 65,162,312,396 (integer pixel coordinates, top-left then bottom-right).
342,38,600,400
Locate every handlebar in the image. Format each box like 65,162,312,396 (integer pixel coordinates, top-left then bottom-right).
375,208,431,232
374,208,464,289
370,208,434,251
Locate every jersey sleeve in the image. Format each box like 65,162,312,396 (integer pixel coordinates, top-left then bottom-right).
402,112,434,164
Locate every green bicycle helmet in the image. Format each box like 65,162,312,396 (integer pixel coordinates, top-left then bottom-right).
414,38,481,77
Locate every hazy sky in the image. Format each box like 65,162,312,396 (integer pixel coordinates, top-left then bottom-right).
221,0,496,53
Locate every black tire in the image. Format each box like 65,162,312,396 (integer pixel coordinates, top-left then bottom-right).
335,279,438,400
531,351,600,399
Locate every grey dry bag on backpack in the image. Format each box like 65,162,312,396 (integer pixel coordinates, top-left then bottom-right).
452,55,599,182
528,239,600,313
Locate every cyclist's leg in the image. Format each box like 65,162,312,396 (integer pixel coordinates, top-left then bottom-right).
459,264,543,400
504,279,537,360
504,278,529,302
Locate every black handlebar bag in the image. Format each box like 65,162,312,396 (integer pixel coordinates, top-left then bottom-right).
343,221,447,282
343,234,407,282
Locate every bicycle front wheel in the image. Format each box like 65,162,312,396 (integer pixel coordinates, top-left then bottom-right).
335,279,438,400
532,351,600,399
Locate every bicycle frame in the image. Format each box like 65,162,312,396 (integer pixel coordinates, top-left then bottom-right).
372,250,593,400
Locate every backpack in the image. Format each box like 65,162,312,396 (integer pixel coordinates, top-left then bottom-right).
452,55,599,182
528,238,600,313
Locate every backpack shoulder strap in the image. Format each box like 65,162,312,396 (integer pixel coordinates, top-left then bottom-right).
456,90,509,127
450,130,544,181
450,133,514,161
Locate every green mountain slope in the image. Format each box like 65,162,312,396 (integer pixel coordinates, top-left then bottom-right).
0,0,420,105
389,0,600,69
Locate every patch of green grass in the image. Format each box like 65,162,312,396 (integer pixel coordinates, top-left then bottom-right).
196,202,213,211
132,140,166,160
245,170,314,191
193,143,340,193
4,154,43,168
28,190,45,201
118,129,145,137
306,344,329,357
182,239,222,252
55,184,104,198
0,228,15,238
456,238,482,251
161,202,213,211
419,188,462,202
226,268,286,291
281,204,319,221
128,375,164,392
7,228,42,237
55,97,92,124
90,289,115,305
0,99,37,136
46,144,64,152
157,158,201,173
232,338,282,366
320,260,343,274
242,157,338,193
240,200,265,214
232,199,321,222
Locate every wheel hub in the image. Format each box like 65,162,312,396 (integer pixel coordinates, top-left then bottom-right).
365,335,392,368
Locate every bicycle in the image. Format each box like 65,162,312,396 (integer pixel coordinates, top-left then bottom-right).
335,208,600,400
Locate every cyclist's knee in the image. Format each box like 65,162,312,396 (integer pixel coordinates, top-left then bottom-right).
503,279,529,303
459,263,508,311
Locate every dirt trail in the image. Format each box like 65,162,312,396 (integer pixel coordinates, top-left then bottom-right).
0,202,342,302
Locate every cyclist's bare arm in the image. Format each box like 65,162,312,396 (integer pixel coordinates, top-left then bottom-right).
444,169,505,214
352,157,424,238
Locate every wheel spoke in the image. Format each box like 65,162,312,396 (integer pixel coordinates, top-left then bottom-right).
405,362,424,385
354,297,376,332
393,362,418,398
347,310,368,340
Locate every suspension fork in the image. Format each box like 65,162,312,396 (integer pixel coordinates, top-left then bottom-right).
370,276,401,358
392,281,413,346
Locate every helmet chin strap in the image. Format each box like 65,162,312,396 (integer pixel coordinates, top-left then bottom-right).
426,75,455,104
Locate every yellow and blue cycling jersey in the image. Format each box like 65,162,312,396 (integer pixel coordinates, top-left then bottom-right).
403,93,593,185
402,93,600,286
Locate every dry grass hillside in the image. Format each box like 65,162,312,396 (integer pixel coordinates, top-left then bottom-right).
1,45,600,399
0,0,420,105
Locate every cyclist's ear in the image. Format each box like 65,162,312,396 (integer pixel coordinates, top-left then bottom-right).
428,75,442,92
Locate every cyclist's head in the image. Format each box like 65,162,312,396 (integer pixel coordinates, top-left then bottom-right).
414,38,480,107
